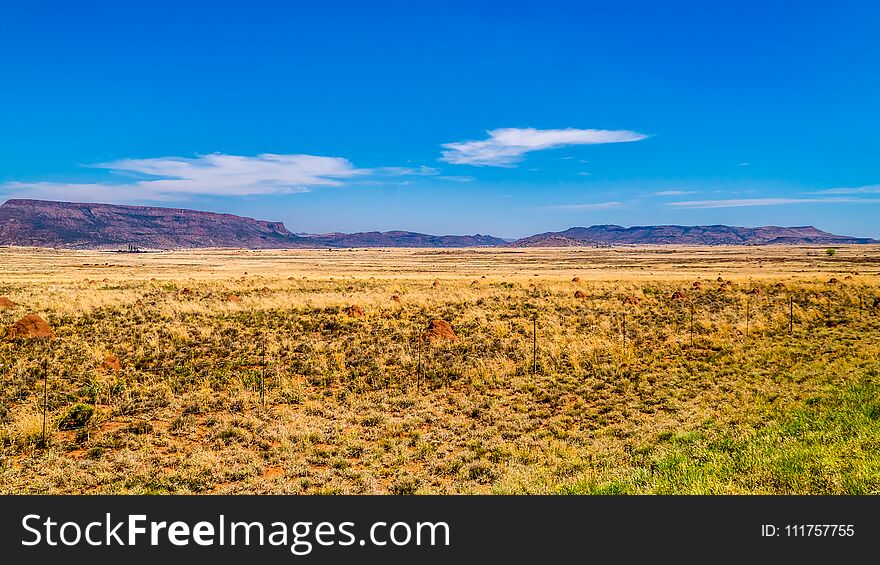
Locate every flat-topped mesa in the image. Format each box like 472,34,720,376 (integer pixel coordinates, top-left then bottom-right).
511,224,877,247
0,199,507,249
0,199,298,249
0,199,875,249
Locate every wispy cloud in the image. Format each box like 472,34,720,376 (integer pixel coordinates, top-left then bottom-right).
653,190,697,196
436,175,475,182
440,127,648,167
812,184,880,195
737,162,750,166
542,201,624,211
668,197,880,209
1,153,434,203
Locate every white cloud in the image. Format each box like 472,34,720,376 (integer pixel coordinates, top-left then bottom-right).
668,197,880,209
440,127,648,166
813,184,880,195
543,201,624,211
1,153,434,203
738,162,750,166
436,175,475,182
653,190,697,196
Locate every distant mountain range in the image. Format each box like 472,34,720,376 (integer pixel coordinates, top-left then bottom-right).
0,199,875,249
511,224,878,246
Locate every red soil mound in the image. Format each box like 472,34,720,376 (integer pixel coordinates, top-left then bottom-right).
227,294,241,303
423,319,458,342
774,282,786,289
6,313,54,340
432,280,440,288
572,276,581,282
391,295,402,304
692,281,703,289
718,281,734,292
471,280,480,286
623,295,641,306
670,290,688,301
828,278,840,284
0,297,16,309
345,305,365,317
749,288,763,295
100,354,122,372
574,290,587,299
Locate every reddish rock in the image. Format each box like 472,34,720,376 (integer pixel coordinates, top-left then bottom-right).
6,313,54,339
423,319,458,342
345,305,365,317
0,296,15,309
100,354,122,372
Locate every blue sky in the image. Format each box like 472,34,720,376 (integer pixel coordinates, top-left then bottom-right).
1,1,879,238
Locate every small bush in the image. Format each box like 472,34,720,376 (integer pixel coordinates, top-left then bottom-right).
58,404,94,430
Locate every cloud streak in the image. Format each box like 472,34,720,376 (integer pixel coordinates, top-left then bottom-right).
542,201,624,211
653,190,697,196
1,153,434,203
440,127,648,166
668,197,880,209
812,184,880,195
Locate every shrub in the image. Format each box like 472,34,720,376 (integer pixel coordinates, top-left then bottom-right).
58,404,94,430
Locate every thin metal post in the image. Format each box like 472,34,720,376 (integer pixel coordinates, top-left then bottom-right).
789,295,793,335
689,301,695,346
416,335,422,391
532,317,537,375
260,341,266,405
746,298,750,339
622,310,626,349
41,354,48,448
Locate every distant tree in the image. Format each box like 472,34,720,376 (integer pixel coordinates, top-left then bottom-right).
826,248,836,257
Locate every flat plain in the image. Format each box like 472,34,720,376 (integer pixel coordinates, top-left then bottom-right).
1,245,879,494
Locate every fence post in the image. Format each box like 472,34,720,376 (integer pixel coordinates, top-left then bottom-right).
789,295,793,335
41,351,48,448
622,310,626,349
746,297,750,339
689,301,695,347
532,317,537,375
260,341,266,405
416,332,422,391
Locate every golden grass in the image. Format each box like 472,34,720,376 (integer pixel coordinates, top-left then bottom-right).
0,245,878,494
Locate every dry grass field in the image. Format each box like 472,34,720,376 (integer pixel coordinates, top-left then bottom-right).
1,245,879,494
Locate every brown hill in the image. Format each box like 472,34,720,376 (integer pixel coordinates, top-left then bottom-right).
511,224,877,246
0,199,303,249
0,199,506,249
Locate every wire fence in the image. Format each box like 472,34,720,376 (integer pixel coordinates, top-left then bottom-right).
1,286,879,447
